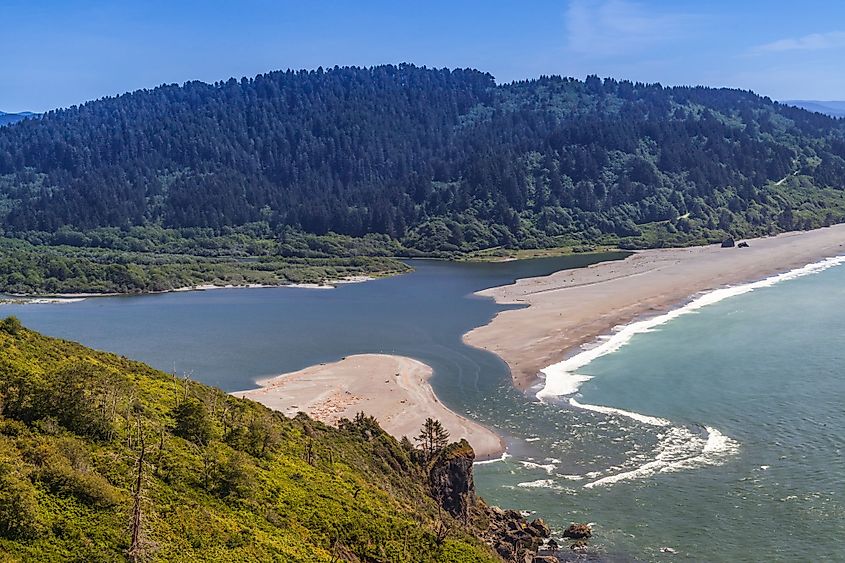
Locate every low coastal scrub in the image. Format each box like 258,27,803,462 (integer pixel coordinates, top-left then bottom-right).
0,319,500,561
0,226,410,295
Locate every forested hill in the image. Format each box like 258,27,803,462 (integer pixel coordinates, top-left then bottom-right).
2,64,845,252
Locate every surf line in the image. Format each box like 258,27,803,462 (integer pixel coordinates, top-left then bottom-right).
537,254,845,401
534,255,845,487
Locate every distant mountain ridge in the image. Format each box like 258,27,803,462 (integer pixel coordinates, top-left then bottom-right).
0,111,35,126
784,100,845,118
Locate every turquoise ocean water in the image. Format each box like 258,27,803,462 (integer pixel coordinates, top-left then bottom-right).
475,257,845,561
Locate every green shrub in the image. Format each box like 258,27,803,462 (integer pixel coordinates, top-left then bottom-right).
36,362,128,440
172,398,215,445
0,316,22,336
0,463,41,539
35,461,121,508
215,451,255,500
224,414,280,458
31,445,121,509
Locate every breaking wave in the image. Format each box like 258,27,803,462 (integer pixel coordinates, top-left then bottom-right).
537,255,845,401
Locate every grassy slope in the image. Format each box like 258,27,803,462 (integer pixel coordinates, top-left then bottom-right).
0,320,496,562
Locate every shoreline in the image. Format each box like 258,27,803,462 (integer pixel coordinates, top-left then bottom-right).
233,354,506,460
14,226,845,462
464,225,845,390
3,275,376,302
538,254,845,401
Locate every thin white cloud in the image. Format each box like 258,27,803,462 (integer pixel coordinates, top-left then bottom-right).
752,31,845,54
565,0,695,57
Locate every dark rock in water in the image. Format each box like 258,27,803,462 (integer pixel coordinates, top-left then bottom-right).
570,539,589,552
483,502,553,560
738,241,749,248
427,439,476,520
563,523,593,539
721,237,736,248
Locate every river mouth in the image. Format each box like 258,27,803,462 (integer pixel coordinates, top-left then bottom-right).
5,249,843,560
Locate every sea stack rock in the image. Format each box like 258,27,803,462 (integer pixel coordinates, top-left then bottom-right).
721,237,736,248
428,439,476,520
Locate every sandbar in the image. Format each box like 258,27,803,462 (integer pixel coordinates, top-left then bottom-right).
233,354,505,459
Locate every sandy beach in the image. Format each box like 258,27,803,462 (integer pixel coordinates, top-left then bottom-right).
233,354,505,459
465,225,845,390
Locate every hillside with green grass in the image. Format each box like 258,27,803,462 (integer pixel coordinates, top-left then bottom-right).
0,318,504,562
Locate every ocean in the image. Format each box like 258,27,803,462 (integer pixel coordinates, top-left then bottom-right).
474,256,845,561
2,252,843,561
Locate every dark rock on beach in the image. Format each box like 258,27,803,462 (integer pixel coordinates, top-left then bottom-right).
482,506,554,560
721,237,736,248
529,518,552,537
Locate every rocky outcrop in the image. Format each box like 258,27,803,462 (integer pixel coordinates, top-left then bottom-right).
738,241,749,248
428,439,476,520
721,237,736,248
562,523,592,540
427,441,556,561
483,506,553,561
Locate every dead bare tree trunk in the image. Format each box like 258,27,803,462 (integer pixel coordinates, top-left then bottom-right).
128,418,146,563
304,439,314,465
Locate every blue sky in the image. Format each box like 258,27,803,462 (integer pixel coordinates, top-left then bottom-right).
3,0,844,112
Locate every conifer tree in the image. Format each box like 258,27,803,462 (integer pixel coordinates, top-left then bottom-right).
415,418,450,460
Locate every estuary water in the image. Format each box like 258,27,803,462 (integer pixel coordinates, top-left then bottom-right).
3,252,845,561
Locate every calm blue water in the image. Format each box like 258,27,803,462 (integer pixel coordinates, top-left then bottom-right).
3,253,844,561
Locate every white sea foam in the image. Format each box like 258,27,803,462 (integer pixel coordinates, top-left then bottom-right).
519,460,557,474
547,256,845,487
538,255,845,401
583,425,739,488
517,478,558,488
474,451,511,466
569,398,671,426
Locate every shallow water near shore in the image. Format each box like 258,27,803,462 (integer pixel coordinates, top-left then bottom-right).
3,252,844,561
474,258,845,561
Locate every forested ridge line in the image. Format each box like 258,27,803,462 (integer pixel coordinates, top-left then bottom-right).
1,64,844,279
